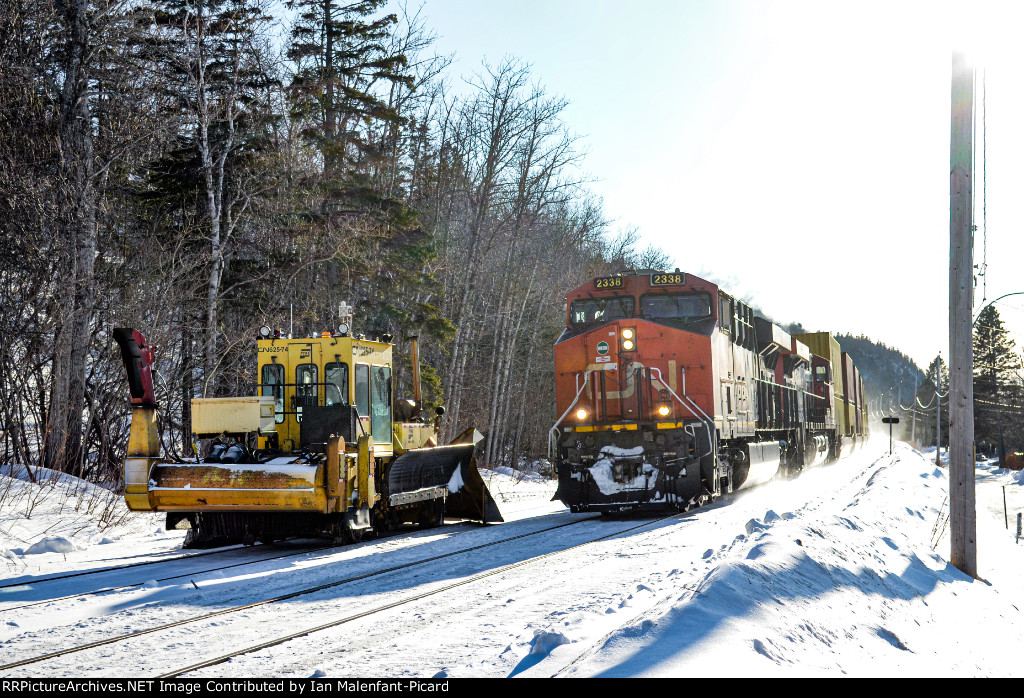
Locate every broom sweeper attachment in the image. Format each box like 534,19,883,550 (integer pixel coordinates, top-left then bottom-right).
114,324,501,548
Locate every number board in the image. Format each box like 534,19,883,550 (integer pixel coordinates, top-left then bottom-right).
593,276,624,289
650,272,684,286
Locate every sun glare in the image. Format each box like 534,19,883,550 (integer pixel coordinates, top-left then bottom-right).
957,1,1024,69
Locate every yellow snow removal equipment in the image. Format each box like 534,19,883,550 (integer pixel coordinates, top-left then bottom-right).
114,325,502,547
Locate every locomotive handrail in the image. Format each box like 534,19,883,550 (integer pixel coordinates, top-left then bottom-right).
548,371,593,459
649,366,715,459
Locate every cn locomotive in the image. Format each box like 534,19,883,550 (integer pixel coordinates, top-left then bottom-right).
551,270,868,513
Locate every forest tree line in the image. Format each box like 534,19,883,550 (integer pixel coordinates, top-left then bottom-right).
0,0,669,480
902,305,1024,461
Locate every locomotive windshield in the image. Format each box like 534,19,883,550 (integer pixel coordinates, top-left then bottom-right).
569,296,634,326
640,293,713,329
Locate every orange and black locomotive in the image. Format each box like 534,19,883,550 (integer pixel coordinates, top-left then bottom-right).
550,270,867,513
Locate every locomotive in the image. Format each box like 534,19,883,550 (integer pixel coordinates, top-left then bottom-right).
551,270,868,513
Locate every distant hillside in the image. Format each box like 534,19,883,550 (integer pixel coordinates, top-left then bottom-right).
834,334,925,408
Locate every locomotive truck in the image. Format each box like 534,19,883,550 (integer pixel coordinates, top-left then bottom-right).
550,270,868,513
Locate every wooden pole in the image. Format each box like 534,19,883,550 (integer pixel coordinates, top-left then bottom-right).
949,51,977,577
936,356,942,466
913,388,921,442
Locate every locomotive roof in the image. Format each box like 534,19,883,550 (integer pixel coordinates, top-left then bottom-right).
568,270,719,299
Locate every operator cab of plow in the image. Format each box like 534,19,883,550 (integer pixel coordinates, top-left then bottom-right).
114,320,502,548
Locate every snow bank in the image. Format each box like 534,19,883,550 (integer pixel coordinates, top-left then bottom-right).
1,464,183,576
24,537,76,556
477,465,560,521
565,445,1024,677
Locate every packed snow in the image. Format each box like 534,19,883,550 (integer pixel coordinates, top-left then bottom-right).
2,443,1023,677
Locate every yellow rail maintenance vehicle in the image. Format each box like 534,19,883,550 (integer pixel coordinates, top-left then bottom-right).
114,322,502,548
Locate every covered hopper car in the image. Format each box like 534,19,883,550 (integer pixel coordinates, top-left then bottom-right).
551,270,868,513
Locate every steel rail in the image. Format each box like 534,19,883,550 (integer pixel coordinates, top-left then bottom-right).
158,512,682,678
0,543,251,590
1,522,479,613
0,516,599,673
0,542,337,613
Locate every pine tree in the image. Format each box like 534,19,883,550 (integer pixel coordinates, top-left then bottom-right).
143,0,279,394
973,305,1023,459
287,0,411,183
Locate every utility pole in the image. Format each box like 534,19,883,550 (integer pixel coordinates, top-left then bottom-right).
911,393,917,447
949,50,977,578
936,355,942,466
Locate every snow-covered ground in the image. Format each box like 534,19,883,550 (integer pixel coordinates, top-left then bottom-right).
1,443,1022,677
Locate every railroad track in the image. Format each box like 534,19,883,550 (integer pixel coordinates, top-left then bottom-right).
0,542,335,613
0,543,252,590
158,512,683,678
0,521,481,613
1,515,608,674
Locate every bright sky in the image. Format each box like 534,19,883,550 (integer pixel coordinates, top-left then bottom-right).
411,0,1024,371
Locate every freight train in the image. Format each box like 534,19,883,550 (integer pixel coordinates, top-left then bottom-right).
551,270,868,513
114,321,501,548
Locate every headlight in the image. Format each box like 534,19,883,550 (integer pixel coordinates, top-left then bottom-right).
576,408,588,420
621,339,635,351
621,328,634,340
657,405,671,417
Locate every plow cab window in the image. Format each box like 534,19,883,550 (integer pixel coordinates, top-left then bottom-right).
641,293,713,330
370,366,392,439
260,364,285,424
325,362,349,406
570,296,634,326
355,363,370,418
295,364,317,422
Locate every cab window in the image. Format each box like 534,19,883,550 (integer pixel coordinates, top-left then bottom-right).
325,362,349,406
370,366,392,439
569,296,634,326
295,364,317,422
260,363,285,424
355,363,370,418
719,296,733,334
640,293,712,328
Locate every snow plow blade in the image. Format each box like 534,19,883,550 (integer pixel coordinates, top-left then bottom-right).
388,443,503,523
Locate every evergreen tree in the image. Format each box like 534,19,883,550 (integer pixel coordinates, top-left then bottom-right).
143,0,279,393
287,0,411,184
973,305,1023,457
